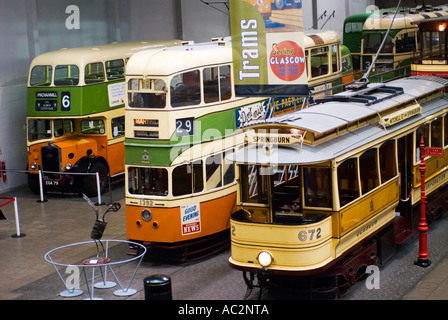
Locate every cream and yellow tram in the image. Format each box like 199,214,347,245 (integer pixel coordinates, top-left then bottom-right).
228,76,448,295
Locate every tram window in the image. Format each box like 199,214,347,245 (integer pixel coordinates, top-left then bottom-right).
85,62,105,84
416,125,430,162
111,116,125,138
206,154,222,190
396,32,416,54
172,161,204,196
363,34,393,54
28,119,52,142
220,65,231,101
240,165,268,204
303,167,333,208
54,65,79,86
171,70,201,107
128,167,168,196
379,141,397,184
342,54,353,73
431,118,443,148
106,59,125,80
81,119,105,134
338,158,360,207
360,149,379,194
310,47,329,78
444,116,448,147
30,65,52,87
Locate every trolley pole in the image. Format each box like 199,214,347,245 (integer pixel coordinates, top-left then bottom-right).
415,137,431,268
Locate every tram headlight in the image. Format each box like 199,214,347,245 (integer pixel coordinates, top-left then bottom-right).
257,251,273,267
65,163,72,170
30,162,37,170
141,208,152,222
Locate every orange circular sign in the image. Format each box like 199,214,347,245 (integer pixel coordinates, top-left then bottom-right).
269,41,306,81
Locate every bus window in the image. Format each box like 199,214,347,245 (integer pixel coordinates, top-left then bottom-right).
28,119,52,142
171,70,201,107
85,62,105,84
379,140,397,184
112,116,125,138
206,154,222,190
223,150,235,185
360,149,379,194
54,65,79,86
172,161,204,196
81,119,105,134
30,65,52,87
203,67,219,103
310,47,329,78
338,158,360,207
106,59,125,80
128,78,167,109
303,167,333,208
128,167,168,196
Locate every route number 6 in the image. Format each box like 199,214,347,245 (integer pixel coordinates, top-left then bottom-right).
62,92,71,111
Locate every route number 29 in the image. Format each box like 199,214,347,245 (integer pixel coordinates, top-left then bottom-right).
176,117,194,137
298,228,321,242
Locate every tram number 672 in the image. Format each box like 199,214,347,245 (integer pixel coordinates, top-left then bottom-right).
298,228,321,242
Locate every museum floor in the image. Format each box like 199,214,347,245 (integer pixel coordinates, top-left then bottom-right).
1,183,448,301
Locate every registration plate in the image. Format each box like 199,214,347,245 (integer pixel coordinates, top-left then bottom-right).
45,180,59,186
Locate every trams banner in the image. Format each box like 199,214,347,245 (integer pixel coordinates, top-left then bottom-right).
230,0,309,97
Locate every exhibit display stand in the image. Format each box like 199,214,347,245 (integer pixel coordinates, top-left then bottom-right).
44,239,147,300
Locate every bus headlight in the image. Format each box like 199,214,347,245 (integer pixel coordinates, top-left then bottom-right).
65,163,72,170
30,162,37,170
257,251,273,267
141,209,152,221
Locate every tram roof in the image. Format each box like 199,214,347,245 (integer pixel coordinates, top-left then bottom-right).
363,10,448,30
30,39,181,67
229,76,448,165
126,40,233,77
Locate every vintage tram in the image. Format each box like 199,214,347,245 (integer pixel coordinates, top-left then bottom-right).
227,75,448,297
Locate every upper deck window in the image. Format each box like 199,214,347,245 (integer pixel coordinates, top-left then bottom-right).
85,62,105,84
203,65,232,103
30,66,52,87
128,78,167,109
106,59,125,80
54,65,79,86
171,70,201,107
344,22,364,34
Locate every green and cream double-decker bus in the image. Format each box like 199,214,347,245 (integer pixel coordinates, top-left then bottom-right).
26,39,181,195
